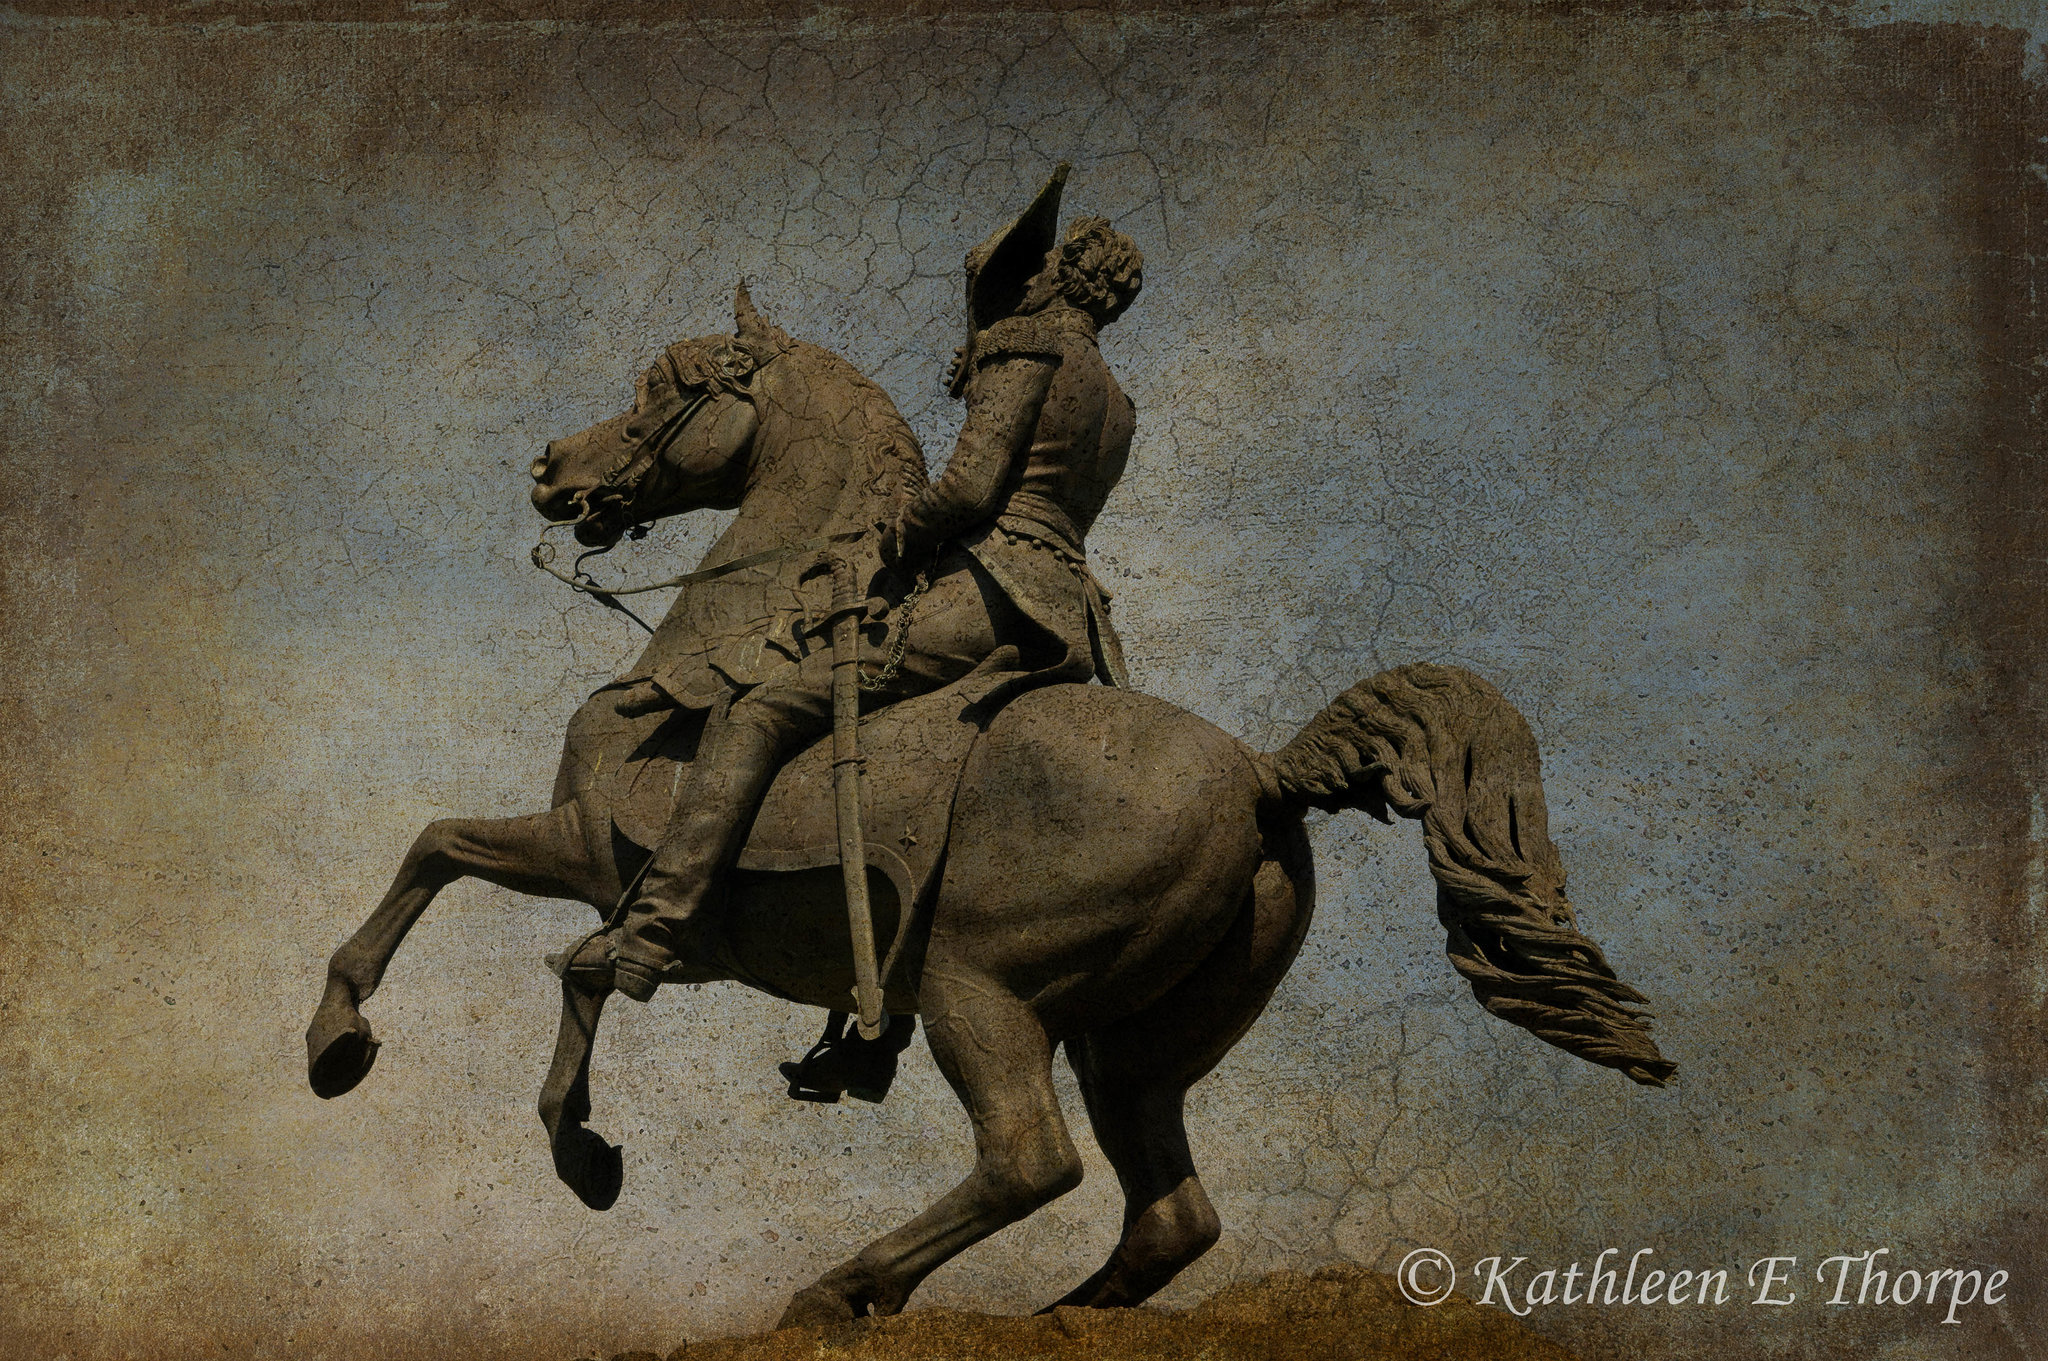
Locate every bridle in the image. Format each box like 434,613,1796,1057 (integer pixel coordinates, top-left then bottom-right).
569,346,731,537
527,345,878,634
616,382,719,490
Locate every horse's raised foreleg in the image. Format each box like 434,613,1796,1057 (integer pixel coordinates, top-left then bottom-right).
307,801,615,1099
777,966,1084,1327
537,947,624,1211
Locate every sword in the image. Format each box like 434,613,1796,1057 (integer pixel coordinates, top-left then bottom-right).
827,553,889,1040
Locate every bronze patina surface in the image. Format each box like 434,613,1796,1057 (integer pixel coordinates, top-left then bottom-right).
1,4,2042,1360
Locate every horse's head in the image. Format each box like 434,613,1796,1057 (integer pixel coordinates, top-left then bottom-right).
530,286,789,547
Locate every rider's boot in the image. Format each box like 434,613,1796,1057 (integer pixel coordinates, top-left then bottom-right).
609,715,784,1002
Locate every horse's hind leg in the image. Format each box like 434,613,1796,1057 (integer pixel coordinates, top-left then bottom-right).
1053,835,1316,1310
1052,1042,1219,1311
777,965,1084,1328
307,800,615,1099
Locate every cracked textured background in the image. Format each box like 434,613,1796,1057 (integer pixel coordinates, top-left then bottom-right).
3,3,2044,1359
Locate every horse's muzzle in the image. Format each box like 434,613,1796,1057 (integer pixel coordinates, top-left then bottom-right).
529,441,587,524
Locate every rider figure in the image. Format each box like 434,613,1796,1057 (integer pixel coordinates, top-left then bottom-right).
604,165,1144,1003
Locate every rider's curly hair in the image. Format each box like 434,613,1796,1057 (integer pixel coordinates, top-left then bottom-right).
1047,217,1143,327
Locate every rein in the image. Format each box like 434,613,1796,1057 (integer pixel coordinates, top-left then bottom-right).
533,521,933,698
531,522,870,633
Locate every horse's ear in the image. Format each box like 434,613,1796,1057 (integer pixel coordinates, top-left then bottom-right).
732,278,792,361
735,279,764,337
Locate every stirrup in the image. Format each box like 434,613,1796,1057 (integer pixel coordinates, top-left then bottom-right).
545,930,615,986
543,931,661,1002
780,1011,917,1104
611,955,663,1003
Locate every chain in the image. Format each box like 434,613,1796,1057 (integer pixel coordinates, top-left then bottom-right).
858,563,933,692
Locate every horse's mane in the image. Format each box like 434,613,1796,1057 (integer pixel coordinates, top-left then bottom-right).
713,283,930,495
778,339,931,495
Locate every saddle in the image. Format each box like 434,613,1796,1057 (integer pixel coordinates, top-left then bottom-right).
609,683,991,921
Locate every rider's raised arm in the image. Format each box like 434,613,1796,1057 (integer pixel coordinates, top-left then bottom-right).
889,351,1057,563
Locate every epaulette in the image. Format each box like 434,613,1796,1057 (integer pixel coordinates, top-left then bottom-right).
973,311,1073,366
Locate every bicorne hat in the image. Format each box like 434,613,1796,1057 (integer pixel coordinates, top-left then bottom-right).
951,162,1069,396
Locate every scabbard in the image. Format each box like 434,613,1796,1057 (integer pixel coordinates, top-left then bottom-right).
828,555,888,1040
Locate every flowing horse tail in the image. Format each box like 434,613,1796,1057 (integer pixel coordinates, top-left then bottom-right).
1269,663,1676,1087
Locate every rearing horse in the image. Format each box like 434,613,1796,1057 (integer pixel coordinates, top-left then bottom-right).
306,288,1674,1328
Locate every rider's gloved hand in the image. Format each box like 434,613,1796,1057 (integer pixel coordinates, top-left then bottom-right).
878,511,928,570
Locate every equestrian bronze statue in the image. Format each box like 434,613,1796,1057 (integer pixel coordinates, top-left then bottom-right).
305,166,1673,1329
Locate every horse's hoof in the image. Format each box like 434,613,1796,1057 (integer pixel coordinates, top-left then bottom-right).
777,1284,860,1331
552,1127,624,1211
306,1011,380,1100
